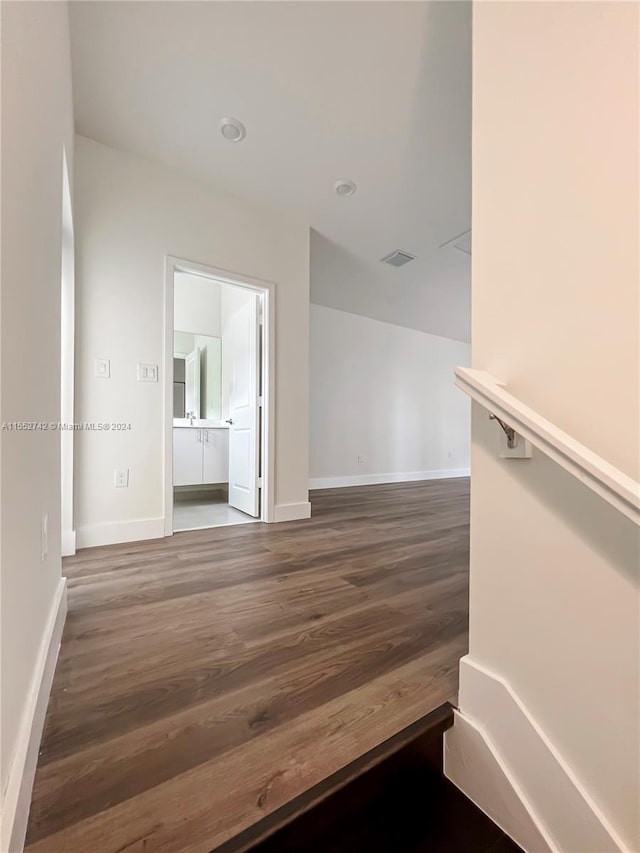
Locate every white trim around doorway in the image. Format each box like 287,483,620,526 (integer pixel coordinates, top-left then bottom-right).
163,256,276,535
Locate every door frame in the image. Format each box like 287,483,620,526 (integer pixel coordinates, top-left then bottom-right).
163,256,276,534
60,146,76,556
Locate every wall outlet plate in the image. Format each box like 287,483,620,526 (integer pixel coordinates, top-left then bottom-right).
114,468,129,488
137,363,158,382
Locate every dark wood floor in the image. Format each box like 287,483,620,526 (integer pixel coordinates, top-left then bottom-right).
237,705,521,853
26,479,470,853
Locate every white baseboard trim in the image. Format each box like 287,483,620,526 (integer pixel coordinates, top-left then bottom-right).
272,501,312,523
61,528,76,557
76,517,165,549
1,578,67,853
445,710,554,852
309,468,470,490
445,655,627,853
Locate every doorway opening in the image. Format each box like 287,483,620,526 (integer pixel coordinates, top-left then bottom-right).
163,257,274,534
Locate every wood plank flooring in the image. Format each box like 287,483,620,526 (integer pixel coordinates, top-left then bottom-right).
25,479,470,853
236,705,521,853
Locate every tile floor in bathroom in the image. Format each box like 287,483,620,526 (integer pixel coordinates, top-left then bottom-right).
172,491,259,531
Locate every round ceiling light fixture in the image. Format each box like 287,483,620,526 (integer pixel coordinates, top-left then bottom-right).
220,117,246,143
334,179,357,198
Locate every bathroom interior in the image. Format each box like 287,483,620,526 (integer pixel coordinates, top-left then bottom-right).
172,270,261,531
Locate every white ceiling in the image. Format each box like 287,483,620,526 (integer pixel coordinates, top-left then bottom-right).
69,1,471,342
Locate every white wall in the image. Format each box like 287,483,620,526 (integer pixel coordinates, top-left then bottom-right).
74,136,310,546
0,0,74,842
174,272,221,338
463,3,639,848
310,304,470,487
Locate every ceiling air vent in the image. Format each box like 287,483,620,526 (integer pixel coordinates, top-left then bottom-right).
380,250,416,268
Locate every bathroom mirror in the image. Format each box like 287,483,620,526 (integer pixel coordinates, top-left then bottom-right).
173,330,222,421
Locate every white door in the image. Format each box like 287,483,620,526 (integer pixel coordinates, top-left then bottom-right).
185,348,200,418
225,292,260,516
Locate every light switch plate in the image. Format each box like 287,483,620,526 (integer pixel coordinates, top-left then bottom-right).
95,358,110,379
137,363,158,382
41,512,48,563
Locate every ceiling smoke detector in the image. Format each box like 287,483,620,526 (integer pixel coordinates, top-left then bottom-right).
220,117,246,143
380,250,416,268
334,179,357,198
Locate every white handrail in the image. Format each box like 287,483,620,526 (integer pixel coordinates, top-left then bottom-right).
455,367,640,526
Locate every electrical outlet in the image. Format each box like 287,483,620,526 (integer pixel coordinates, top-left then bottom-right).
357,454,365,464
114,468,129,488
41,512,48,563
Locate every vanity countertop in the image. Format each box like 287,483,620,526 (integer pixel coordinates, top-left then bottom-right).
173,419,229,429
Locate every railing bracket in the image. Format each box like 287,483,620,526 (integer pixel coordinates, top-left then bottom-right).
490,414,517,449
455,366,639,522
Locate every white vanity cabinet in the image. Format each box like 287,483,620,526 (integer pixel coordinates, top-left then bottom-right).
202,429,228,483
173,427,228,486
173,428,203,486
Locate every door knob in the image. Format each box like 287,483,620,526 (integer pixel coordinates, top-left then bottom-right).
225,418,233,425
